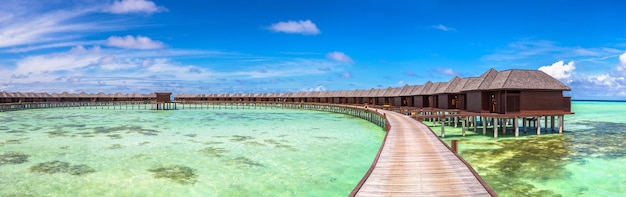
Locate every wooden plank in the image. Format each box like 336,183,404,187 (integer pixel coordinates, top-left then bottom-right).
355,109,495,197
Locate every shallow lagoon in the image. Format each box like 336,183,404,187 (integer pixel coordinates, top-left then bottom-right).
0,107,385,196
428,101,625,196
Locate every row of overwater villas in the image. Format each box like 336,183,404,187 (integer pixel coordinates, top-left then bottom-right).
0,69,573,115
0,92,156,103
175,69,573,115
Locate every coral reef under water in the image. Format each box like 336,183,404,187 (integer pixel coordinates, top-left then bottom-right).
0,152,30,166
147,165,198,184
198,146,228,157
224,157,264,167
30,161,95,175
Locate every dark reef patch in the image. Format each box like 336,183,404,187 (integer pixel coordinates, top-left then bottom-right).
46,130,71,138
30,161,95,175
107,144,124,149
459,120,626,196
0,152,30,166
148,165,198,184
198,146,228,157
224,157,264,167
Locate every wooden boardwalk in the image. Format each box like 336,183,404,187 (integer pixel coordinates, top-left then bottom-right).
352,109,496,197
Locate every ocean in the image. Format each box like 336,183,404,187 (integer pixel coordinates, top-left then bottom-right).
428,101,625,196
0,106,385,196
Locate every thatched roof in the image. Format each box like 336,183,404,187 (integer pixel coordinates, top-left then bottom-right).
421,82,441,95
488,69,571,90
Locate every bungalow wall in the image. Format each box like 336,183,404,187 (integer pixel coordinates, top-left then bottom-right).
458,94,467,110
401,96,413,106
520,91,564,112
366,98,376,105
427,95,438,108
414,96,424,108
437,94,449,109
465,91,482,113
563,97,572,112
377,97,385,105
393,97,402,106
480,91,497,113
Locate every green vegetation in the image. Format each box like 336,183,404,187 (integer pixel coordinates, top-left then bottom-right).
148,165,198,184
30,161,95,175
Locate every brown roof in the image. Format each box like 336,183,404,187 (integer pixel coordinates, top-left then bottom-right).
398,85,415,96
487,69,571,90
444,77,469,94
422,82,443,95
442,76,461,94
410,85,425,95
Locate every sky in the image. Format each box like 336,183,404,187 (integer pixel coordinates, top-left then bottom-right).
1,0,626,100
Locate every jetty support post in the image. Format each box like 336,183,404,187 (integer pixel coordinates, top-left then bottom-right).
461,117,466,137
514,117,519,138
473,116,477,131
536,116,541,135
451,140,458,153
493,117,498,139
440,117,445,138
559,115,564,134
482,116,487,135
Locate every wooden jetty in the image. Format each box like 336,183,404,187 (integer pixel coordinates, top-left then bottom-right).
350,108,495,196
0,99,496,195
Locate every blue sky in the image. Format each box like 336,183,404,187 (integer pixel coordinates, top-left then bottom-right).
1,0,626,100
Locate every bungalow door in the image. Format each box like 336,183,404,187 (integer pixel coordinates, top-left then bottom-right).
489,92,498,113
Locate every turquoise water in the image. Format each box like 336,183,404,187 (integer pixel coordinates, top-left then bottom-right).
428,101,625,196
0,107,385,196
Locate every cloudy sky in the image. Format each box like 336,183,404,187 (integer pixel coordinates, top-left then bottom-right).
1,0,626,100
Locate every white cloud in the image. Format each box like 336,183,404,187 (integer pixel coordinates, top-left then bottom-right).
300,85,326,92
105,0,166,14
431,24,456,32
70,45,101,53
0,9,96,48
106,35,164,49
618,51,626,72
341,72,352,78
268,20,320,35
538,60,576,82
326,51,353,63
434,68,458,76
14,54,98,77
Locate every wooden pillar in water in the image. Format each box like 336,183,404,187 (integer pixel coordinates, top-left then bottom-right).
523,117,527,134
543,116,548,133
461,117,466,137
559,115,564,134
482,116,487,135
551,116,555,132
536,116,541,135
493,117,499,139
501,118,509,134
454,116,458,128
473,116,477,131
514,117,519,137
440,118,445,138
